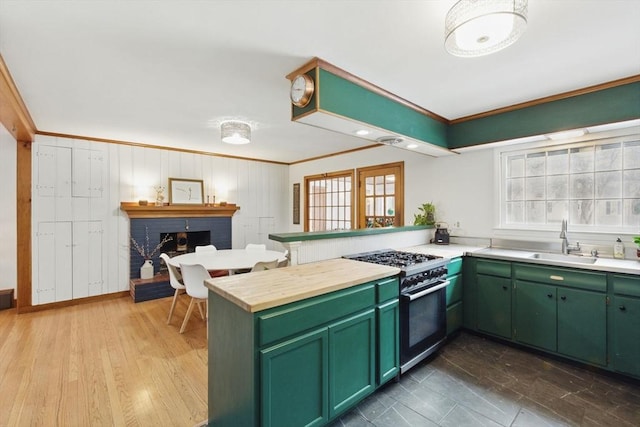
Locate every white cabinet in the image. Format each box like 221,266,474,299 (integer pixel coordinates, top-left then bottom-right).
72,148,104,198
35,222,72,304
33,143,107,305
73,221,104,298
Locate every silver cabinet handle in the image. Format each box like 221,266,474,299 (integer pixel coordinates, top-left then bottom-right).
550,275,564,281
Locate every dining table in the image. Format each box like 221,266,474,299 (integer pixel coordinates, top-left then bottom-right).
167,249,287,273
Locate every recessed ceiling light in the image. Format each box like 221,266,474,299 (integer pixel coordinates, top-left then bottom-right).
547,129,586,141
355,129,370,136
407,143,419,149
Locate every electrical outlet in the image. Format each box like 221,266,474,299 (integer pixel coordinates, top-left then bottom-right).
454,221,460,228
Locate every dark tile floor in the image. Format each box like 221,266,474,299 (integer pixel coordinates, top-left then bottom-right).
328,332,640,427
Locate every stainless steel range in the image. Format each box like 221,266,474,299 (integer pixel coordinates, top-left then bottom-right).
344,249,451,374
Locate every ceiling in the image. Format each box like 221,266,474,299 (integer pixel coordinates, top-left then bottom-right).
0,1,639,164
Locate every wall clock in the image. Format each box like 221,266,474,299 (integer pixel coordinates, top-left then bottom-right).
290,74,315,108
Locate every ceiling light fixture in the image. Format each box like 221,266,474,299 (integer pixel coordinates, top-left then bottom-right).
547,129,586,141
221,120,251,145
445,0,528,57
355,129,370,136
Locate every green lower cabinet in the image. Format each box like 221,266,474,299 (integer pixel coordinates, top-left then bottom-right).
329,309,376,418
514,280,557,352
557,287,606,366
447,301,463,335
611,295,640,377
477,274,512,339
377,299,400,385
260,328,329,427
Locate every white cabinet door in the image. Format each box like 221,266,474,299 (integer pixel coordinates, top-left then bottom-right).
34,221,72,304
72,221,104,298
73,148,104,198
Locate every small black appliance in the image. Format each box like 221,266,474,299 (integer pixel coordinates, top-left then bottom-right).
434,223,450,245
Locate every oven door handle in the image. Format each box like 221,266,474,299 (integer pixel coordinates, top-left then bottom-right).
404,280,451,301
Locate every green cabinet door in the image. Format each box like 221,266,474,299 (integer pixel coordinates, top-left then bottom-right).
447,301,463,335
557,287,607,366
329,309,376,418
477,274,512,339
377,299,399,386
611,295,640,378
261,328,329,427
514,280,557,352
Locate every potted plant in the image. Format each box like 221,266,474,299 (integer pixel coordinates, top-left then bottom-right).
413,202,436,226
634,236,640,259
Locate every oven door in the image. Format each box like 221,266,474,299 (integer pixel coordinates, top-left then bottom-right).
400,279,450,373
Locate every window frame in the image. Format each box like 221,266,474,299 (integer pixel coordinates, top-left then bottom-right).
303,161,405,231
497,132,640,233
304,169,355,232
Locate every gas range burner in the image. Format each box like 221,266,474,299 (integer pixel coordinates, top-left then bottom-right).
343,249,446,276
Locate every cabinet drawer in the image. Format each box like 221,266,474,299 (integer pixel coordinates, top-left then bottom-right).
447,257,463,277
377,277,399,303
476,259,511,278
258,283,376,347
514,263,606,292
612,274,640,297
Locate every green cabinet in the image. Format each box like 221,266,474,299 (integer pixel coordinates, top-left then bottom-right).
467,255,637,379
261,329,329,427
557,286,606,365
610,274,640,378
476,260,512,339
329,309,376,418
513,263,607,366
209,274,400,426
377,299,400,385
446,257,463,335
514,280,557,352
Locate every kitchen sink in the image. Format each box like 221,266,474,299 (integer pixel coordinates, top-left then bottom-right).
528,252,597,264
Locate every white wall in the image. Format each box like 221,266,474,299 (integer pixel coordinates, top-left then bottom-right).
0,125,17,294
32,134,288,301
288,145,496,239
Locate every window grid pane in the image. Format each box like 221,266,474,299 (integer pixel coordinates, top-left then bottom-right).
307,174,352,231
502,137,640,228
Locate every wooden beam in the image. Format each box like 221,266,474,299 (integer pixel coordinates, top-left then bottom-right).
0,54,36,142
16,140,32,312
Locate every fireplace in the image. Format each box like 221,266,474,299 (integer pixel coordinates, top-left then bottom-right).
129,217,232,279
160,230,211,254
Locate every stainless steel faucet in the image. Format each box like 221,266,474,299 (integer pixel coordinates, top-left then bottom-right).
559,219,580,254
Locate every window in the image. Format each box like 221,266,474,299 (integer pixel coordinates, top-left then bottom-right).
358,162,404,228
303,161,404,231
501,135,640,230
305,170,354,231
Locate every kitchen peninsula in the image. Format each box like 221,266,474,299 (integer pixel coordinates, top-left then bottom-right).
204,258,400,427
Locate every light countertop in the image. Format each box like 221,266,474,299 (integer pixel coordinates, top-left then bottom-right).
403,243,640,275
205,258,400,313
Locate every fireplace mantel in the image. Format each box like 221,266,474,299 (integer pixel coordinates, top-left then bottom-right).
120,202,240,219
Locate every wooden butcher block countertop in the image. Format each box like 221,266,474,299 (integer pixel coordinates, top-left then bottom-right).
204,258,400,313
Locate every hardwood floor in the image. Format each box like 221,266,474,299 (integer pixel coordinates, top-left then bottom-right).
0,295,208,426
2,296,639,427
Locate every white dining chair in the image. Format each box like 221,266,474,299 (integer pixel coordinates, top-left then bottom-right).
178,263,211,334
159,253,185,325
195,244,217,253
277,249,289,268
250,259,279,272
245,243,266,251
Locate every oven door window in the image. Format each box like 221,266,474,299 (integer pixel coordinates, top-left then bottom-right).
400,284,446,363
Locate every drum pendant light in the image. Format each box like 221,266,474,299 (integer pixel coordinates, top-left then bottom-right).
221,121,251,145
445,0,528,57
